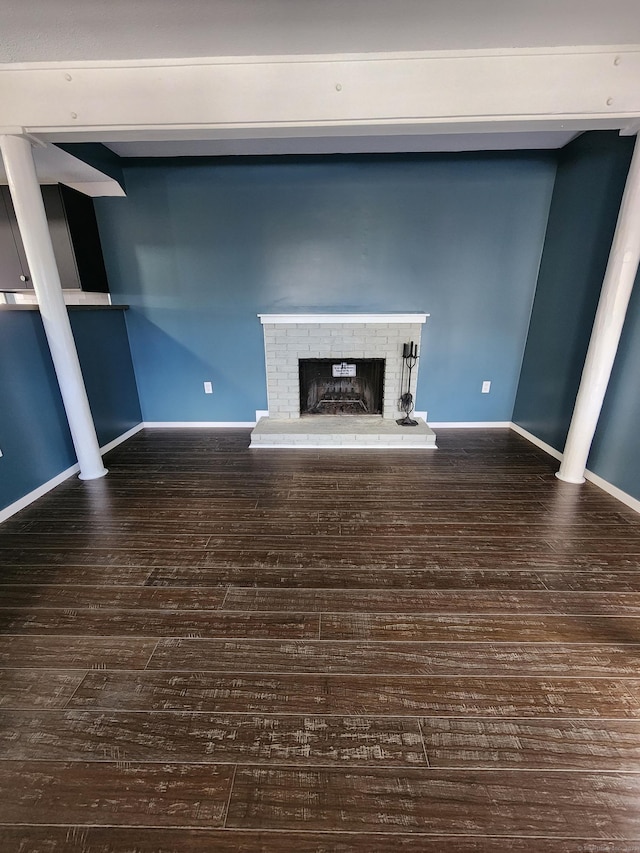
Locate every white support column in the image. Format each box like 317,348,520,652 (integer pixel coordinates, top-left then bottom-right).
557,134,640,484
0,134,107,480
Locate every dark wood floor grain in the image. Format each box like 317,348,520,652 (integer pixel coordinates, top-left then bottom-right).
226,766,640,836
2,427,640,850
0,710,426,765
4,828,639,853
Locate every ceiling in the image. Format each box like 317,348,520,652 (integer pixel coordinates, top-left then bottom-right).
103,131,580,159
1,1,639,167
3,0,640,63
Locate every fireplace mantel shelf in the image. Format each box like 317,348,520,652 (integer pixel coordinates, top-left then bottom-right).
258,313,429,324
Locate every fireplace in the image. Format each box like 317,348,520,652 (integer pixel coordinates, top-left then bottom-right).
256,313,428,422
251,313,436,447
300,358,385,415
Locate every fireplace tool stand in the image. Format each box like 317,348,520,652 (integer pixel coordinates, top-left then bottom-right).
396,341,419,427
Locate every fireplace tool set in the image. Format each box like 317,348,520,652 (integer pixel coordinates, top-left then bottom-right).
397,341,419,426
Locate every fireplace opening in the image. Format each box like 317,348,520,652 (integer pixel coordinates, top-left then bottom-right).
299,358,385,416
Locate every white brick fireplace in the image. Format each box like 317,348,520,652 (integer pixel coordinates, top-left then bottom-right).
250,313,436,448
259,313,427,419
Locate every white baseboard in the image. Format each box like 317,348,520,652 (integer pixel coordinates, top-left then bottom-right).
0,422,144,524
100,423,145,454
143,421,256,428
583,468,640,515
509,422,563,461
510,422,640,515
429,421,512,428
255,410,269,421
0,462,81,524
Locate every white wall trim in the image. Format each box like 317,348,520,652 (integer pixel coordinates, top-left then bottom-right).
429,421,512,428
99,423,144,454
255,410,269,421
510,421,640,515
0,462,80,524
509,422,563,461
583,469,640,515
143,421,257,427
258,313,429,324
0,422,144,524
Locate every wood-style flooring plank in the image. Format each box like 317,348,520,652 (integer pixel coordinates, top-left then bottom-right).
321,613,640,643
548,538,640,555
68,672,640,717
146,638,640,676
0,533,211,550
430,553,640,570
541,570,640,591
4,519,340,537
226,766,640,837
0,670,87,710
0,584,226,610
201,535,561,553
0,711,425,765
224,588,640,615
197,550,640,570
419,717,640,770
2,827,637,852
0,761,234,827
146,566,551,590
0,610,319,639
0,565,153,585
0,636,157,669
0,548,209,568
336,521,636,538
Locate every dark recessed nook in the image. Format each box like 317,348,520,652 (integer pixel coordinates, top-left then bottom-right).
299,358,385,416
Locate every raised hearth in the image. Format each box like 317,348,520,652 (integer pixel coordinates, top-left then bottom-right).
251,414,436,448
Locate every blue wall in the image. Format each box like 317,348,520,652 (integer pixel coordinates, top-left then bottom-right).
69,310,142,445
95,154,556,422
588,273,640,500
513,132,635,448
0,311,75,509
0,308,141,512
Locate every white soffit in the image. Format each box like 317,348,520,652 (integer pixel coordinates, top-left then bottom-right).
0,142,124,196
1,47,640,144
103,130,579,157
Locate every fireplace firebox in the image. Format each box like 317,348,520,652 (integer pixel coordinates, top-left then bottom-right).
299,358,385,416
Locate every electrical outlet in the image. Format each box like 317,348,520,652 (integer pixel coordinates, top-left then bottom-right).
482,381,491,394
203,381,213,394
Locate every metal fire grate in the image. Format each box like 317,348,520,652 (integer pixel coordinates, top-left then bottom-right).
299,358,385,415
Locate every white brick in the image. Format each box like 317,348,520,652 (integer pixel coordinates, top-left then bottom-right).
262,318,426,419
284,329,313,339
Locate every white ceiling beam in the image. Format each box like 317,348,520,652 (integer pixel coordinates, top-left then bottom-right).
0,141,125,195
1,48,639,140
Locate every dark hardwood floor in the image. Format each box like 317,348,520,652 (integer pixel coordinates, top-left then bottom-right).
2,427,640,852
